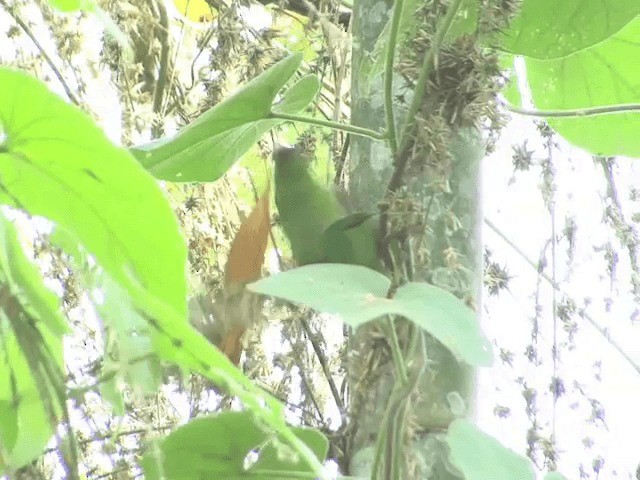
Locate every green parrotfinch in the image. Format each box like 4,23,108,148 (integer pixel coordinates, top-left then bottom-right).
273,145,380,271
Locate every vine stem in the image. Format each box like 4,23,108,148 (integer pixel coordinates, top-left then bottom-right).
383,0,406,155
386,316,408,384
397,0,464,158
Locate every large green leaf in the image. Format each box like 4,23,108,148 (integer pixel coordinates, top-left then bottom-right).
273,74,320,113
249,265,492,366
0,220,70,338
447,419,535,480
393,282,492,367
505,17,640,158
0,67,187,317
496,0,639,59
0,69,323,475
122,282,324,475
130,54,320,182
252,425,328,475
141,411,328,479
545,472,569,480
248,264,393,326
0,214,65,472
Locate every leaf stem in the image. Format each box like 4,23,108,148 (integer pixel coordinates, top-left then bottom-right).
269,111,387,140
502,99,640,118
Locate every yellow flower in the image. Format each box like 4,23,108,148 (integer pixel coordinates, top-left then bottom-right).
172,0,216,23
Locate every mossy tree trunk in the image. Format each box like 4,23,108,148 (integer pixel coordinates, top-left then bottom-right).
345,1,513,477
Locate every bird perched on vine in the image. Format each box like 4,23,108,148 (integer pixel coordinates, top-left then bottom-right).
273,145,380,271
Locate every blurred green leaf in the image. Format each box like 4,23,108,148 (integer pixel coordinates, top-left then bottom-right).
0,217,69,338
97,276,163,397
508,17,640,158
447,419,535,480
0,216,66,473
99,376,126,416
544,472,569,480
0,400,18,461
142,412,327,479
495,0,639,59
121,283,324,474
0,67,187,319
253,426,328,474
47,0,86,11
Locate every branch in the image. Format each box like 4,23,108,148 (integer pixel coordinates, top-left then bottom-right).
298,316,346,419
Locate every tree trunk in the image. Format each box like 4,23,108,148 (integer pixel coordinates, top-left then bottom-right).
345,1,503,477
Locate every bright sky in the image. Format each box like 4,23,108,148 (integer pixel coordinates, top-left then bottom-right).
479,113,640,479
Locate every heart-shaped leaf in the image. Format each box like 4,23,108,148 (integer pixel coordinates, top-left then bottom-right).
503,16,640,158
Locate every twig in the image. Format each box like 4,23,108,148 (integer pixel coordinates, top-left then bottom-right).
1,0,80,105
596,156,640,297
149,0,170,138
298,316,346,418
289,326,328,425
